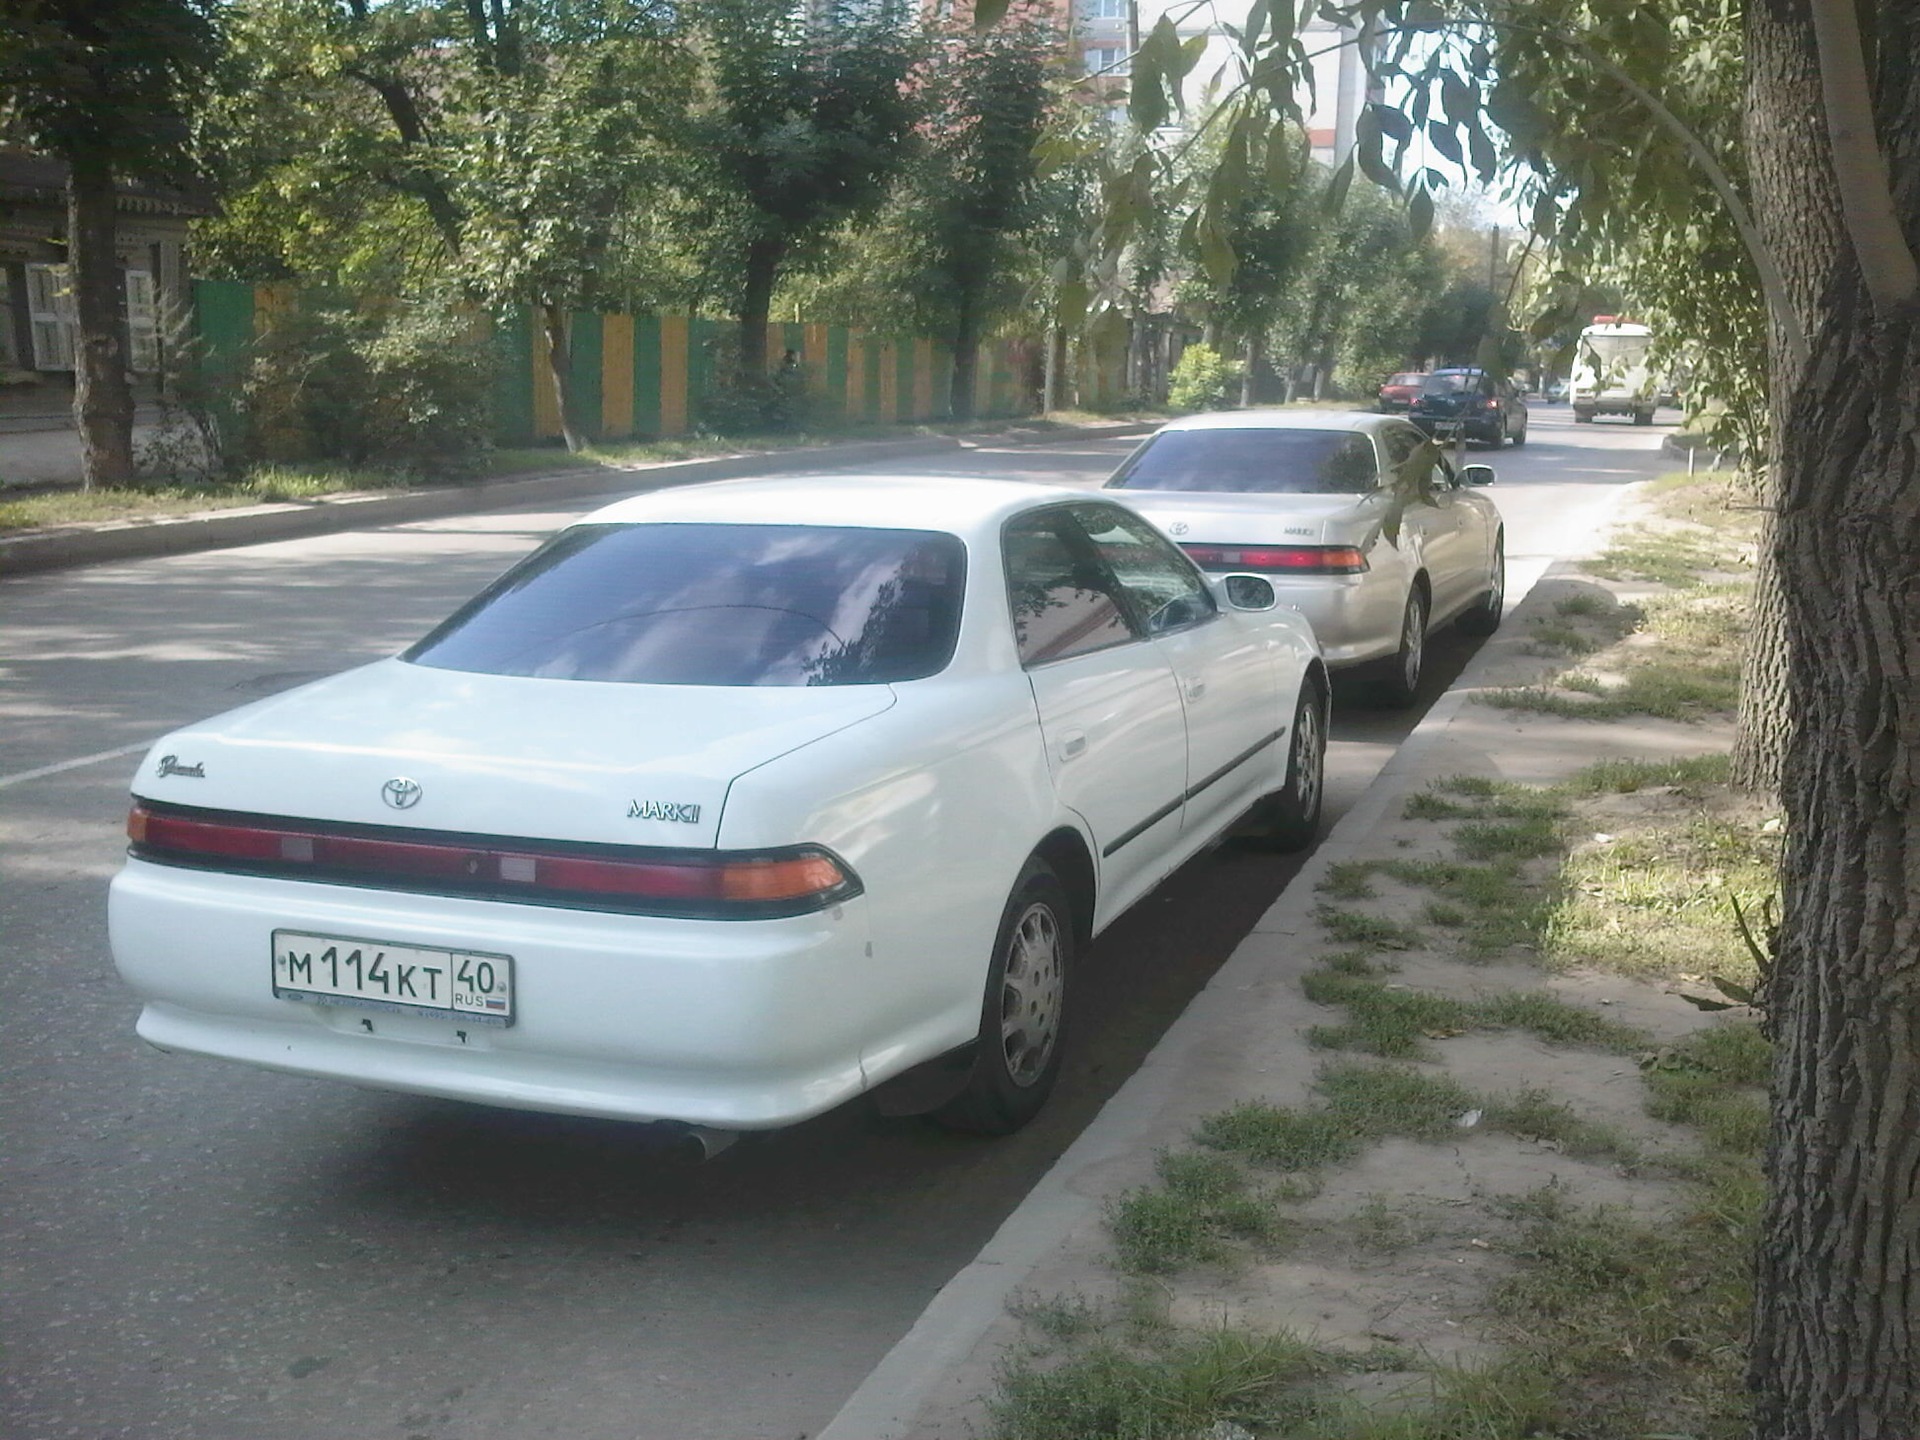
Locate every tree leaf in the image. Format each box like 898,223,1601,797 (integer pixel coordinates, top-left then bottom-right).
1408,184,1434,240
1322,152,1354,213
1426,121,1463,165
971,0,1011,31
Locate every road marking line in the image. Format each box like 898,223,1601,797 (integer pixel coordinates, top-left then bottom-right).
0,742,148,791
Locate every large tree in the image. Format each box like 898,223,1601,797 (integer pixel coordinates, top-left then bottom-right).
0,0,222,488
1106,0,1920,1428
681,0,916,379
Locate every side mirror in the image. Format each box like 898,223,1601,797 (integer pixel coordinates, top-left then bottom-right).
1461,464,1496,487
1219,573,1278,611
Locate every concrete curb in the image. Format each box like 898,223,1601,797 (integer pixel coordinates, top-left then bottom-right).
814,556,1596,1440
0,422,1158,579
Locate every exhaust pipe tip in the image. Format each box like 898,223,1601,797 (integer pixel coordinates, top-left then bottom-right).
663,1124,739,1161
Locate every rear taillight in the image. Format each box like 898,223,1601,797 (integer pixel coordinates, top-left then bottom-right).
126,802,861,919
1182,544,1369,575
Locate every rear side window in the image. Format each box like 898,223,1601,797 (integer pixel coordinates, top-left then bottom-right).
1003,512,1134,665
406,523,966,686
1106,428,1380,495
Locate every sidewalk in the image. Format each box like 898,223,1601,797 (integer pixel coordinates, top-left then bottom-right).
819,485,1748,1438
0,420,1158,578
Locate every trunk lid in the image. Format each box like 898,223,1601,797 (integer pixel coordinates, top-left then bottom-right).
1120,491,1382,547
132,659,897,849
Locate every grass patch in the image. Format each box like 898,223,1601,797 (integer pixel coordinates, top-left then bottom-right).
1587,528,1733,587
1106,1151,1287,1274
990,1327,1331,1440
0,463,425,530
1563,754,1731,794
1316,905,1425,951
1527,621,1600,656
1480,1090,1640,1163
1453,815,1561,860
1542,811,1779,981
1304,968,1649,1061
1553,592,1614,618
1375,859,1547,956
1488,1182,1754,1439
1641,1023,1771,1156
1318,862,1379,901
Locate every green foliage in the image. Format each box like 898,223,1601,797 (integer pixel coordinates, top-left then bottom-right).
1167,342,1237,410
232,297,494,475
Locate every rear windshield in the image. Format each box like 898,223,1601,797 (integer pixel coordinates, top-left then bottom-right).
1106,428,1380,495
405,523,967,686
1421,372,1483,394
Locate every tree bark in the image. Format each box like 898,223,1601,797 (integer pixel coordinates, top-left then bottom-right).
736,237,784,381
1730,0,1850,795
950,291,980,422
1747,0,1920,1430
540,303,585,454
67,154,136,490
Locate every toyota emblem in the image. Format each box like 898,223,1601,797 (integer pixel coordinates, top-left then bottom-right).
1168,521,1190,536
381,777,423,810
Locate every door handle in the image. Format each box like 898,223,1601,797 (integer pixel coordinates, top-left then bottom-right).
1059,731,1088,761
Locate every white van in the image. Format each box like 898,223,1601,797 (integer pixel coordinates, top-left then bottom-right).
1569,318,1657,425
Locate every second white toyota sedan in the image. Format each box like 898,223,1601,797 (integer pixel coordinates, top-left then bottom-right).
110,476,1326,1143
1106,411,1505,706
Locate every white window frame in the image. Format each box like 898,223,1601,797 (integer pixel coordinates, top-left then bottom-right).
25,263,77,371
125,268,160,374
1081,0,1125,18
1084,45,1130,76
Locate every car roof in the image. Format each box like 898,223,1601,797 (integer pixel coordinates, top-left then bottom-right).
1151,408,1403,435
577,473,1104,537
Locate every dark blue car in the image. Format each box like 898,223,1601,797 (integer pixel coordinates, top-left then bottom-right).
1409,368,1529,447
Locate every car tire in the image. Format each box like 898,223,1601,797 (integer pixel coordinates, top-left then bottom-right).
931,859,1072,1136
1373,587,1429,708
1486,416,1506,449
1510,421,1527,447
1633,408,1654,426
1573,409,1595,424
1457,533,1505,636
1242,673,1328,852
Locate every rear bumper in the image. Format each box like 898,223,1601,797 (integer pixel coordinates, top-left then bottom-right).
110,857,877,1128
1571,394,1651,416
1229,576,1400,669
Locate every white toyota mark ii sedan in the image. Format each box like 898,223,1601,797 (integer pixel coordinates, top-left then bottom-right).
1106,411,1506,706
110,476,1328,1145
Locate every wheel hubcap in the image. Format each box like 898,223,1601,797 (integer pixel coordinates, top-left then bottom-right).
1292,699,1323,816
999,904,1063,1087
1402,602,1425,689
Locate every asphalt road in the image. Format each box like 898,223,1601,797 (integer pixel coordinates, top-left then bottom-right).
0,405,1673,1440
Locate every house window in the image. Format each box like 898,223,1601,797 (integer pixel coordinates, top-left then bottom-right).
0,270,17,369
126,269,160,373
25,263,76,371
1081,0,1125,18
1084,45,1130,76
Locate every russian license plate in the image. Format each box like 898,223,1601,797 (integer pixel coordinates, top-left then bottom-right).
271,930,514,1026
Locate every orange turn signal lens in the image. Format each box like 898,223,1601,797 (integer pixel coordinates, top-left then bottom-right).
719,854,851,902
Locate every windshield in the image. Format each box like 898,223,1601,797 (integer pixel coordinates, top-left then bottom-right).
405,523,966,686
1107,429,1380,495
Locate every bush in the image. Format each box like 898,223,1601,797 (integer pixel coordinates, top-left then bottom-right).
230,297,494,477
1167,342,1237,412
694,360,814,436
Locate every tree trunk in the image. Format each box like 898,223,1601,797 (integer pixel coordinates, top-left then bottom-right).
1239,335,1256,407
1730,0,1850,795
540,303,585,454
67,155,136,490
1752,296,1920,1440
736,238,784,380
1746,0,1920,1429
950,292,980,422
1042,322,1060,414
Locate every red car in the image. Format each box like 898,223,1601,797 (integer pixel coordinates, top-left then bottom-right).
1376,371,1428,412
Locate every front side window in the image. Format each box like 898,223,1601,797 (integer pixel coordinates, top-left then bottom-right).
406,523,966,686
1003,512,1134,666
1107,428,1381,495
1068,504,1216,635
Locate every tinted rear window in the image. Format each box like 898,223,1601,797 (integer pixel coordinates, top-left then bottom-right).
1421,372,1481,394
1106,429,1380,495
406,523,966,686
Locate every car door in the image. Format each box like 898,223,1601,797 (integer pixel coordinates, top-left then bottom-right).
1066,501,1282,840
1381,422,1476,618
1004,509,1190,913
